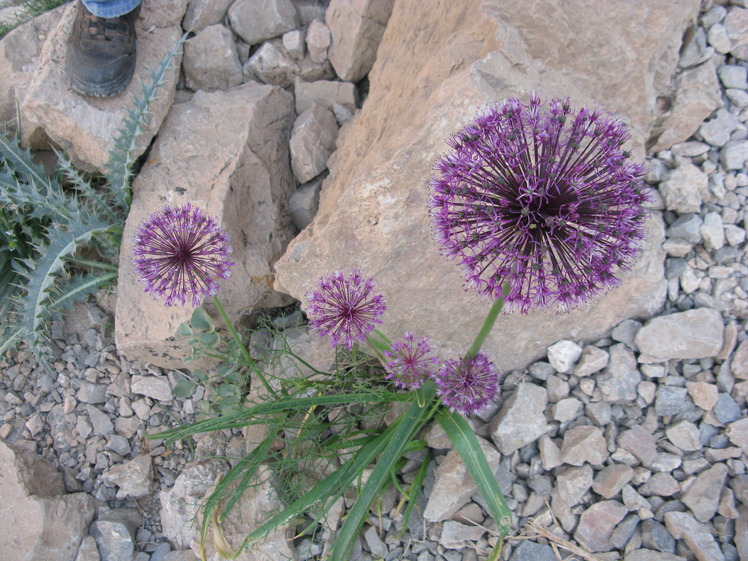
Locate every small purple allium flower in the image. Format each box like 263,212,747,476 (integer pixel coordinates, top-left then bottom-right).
432,353,500,415
306,270,387,350
384,332,439,390
133,204,234,307
429,94,650,312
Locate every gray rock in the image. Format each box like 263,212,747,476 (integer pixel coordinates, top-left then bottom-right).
700,212,725,250
659,163,708,214
725,6,748,60
560,425,608,466
698,108,740,147
714,392,742,424
720,140,748,170
290,103,339,183
639,472,680,497
228,0,299,45
574,345,609,376
90,510,141,561
439,520,485,549
679,26,713,67
736,506,748,561
708,22,732,53
635,308,724,360
326,0,395,81
423,436,500,522
183,24,243,92
625,551,685,561
75,536,101,561
667,214,703,244
681,463,728,522
490,383,550,455
182,0,233,33
283,29,305,60
597,344,641,403
718,64,748,89
87,405,114,436
641,519,676,553
664,511,725,561
77,383,108,404
618,425,658,466
574,500,628,553
655,386,690,417
725,418,748,454
509,540,557,561
101,455,153,499
610,513,639,549
611,318,643,349
306,19,331,63
362,525,387,558
665,420,701,451
732,340,748,379
244,40,299,87
552,397,582,423
556,464,593,506
289,177,323,230
593,464,634,499
131,376,172,402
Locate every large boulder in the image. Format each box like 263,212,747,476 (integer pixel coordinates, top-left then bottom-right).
274,0,684,372
0,439,96,561
17,0,186,172
115,82,296,368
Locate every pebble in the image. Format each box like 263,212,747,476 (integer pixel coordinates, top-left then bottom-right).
574,500,628,553
130,376,173,402
664,511,725,561
665,420,702,451
593,464,634,499
560,425,608,466
546,339,583,373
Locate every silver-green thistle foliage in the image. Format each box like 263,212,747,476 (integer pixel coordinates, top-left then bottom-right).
0,34,185,358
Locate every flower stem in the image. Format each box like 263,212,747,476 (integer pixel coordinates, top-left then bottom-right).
464,283,510,359
212,296,277,399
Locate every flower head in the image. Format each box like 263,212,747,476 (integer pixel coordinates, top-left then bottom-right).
384,332,439,390
306,270,386,350
429,94,649,312
432,353,500,415
133,204,234,307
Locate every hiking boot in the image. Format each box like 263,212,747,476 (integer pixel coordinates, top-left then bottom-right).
66,1,140,97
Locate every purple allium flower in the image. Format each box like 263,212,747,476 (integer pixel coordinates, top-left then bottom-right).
133,204,234,307
384,332,439,390
306,270,387,350
432,353,500,415
429,94,650,312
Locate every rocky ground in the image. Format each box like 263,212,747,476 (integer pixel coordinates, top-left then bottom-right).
1,0,748,561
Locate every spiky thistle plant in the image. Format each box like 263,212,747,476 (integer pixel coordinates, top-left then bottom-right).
0,34,185,359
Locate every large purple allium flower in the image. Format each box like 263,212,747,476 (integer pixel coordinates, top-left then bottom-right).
384,332,439,390
306,270,387,350
133,204,234,307
429,94,649,312
432,353,500,415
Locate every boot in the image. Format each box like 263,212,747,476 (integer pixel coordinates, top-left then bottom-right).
66,1,139,97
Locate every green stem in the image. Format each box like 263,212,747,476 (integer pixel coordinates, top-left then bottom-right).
465,286,508,359
212,296,277,399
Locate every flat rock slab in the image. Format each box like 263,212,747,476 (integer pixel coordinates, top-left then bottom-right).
115,82,296,368
635,308,724,360
273,0,683,372
18,0,185,172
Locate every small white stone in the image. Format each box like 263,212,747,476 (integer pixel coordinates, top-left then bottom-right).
282,29,305,60
708,23,732,53
718,64,748,89
724,224,747,246
700,212,725,250
547,339,583,373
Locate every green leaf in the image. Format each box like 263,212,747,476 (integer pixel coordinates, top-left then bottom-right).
173,377,195,399
331,383,436,561
436,408,512,558
178,322,192,337
197,332,219,347
190,307,215,332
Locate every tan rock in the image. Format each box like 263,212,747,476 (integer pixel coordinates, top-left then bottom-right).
0,440,96,561
326,0,395,82
274,0,685,372
649,57,723,152
182,0,234,33
183,24,243,92
19,0,186,172
115,83,296,368
0,5,65,133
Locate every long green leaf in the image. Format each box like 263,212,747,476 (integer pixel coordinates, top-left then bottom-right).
436,408,512,560
331,383,436,561
151,391,408,443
